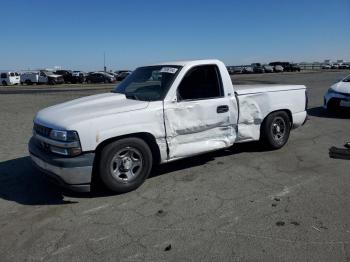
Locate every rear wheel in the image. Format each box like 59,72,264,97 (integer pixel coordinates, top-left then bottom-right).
2,81,7,86
261,111,291,149
99,137,153,193
25,80,33,85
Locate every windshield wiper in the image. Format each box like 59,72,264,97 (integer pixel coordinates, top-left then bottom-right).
125,93,140,101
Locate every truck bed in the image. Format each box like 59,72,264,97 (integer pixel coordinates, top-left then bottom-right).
235,84,307,143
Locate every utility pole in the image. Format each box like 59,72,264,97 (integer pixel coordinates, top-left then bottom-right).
104,52,106,72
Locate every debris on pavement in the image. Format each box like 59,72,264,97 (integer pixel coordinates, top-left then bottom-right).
329,142,350,160
164,244,172,251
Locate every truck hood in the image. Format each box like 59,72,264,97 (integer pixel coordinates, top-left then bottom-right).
35,93,149,129
331,81,350,94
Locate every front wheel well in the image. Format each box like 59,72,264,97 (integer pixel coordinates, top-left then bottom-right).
94,133,161,165
91,133,161,190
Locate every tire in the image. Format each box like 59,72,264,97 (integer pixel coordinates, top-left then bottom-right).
2,81,7,86
261,111,291,149
327,99,339,112
99,137,153,193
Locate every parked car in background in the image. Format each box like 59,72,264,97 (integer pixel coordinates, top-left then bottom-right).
290,63,301,72
86,72,115,83
242,66,254,74
55,70,86,84
339,63,350,69
263,65,274,73
233,66,243,74
117,71,132,81
72,71,86,83
269,62,300,72
55,70,75,83
273,65,284,73
0,71,20,86
115,70,131,76
324,74,350,111
322,64,332,69
331,64,339,69
21,70,64,85
107,72,119,78
251,63,264,73
227,66,235,75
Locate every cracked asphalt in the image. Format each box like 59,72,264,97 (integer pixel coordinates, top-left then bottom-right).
0,70,349,261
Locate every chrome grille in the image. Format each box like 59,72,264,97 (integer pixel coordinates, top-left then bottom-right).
34,123,51,138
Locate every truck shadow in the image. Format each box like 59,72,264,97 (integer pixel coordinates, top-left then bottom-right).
308,106,350,119
0,157,78,205
0,142,268,205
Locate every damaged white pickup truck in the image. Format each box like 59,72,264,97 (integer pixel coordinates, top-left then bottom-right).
29,60,308,193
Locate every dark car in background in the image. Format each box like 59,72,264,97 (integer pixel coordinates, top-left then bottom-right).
227,66,235,75
55,70,86,84
54,70,74,83
86,72,115,83
251,63,264,73
72,71,86,83
269,62,301,72
116,71,132,81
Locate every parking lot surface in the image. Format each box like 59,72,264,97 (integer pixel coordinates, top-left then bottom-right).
0,70,349,261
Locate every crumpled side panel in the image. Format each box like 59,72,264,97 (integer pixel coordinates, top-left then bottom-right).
237,93,269,142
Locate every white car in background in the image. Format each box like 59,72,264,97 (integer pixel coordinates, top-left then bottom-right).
0,71,20,86
324,74,350,110
273,65,284,73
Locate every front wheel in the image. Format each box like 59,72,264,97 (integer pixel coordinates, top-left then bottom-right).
327,99,339,112
99,137,153,193
260,111,291,149
2,80,7,86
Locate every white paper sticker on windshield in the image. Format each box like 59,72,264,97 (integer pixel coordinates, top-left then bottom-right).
160,67,178,74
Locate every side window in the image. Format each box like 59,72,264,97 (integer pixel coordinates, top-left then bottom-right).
10,72,15,77
1,73,7,78
177,65,223,101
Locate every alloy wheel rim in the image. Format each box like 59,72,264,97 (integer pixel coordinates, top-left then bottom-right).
271,117,286,142
110,147,143,183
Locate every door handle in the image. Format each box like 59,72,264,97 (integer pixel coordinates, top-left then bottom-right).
217,105,229,113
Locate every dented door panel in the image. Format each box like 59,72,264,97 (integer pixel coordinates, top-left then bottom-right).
164,97,237,159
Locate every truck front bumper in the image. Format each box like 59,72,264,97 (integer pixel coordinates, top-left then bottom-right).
28,137,94,192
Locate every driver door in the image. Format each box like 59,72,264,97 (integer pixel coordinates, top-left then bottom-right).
164,65,237,160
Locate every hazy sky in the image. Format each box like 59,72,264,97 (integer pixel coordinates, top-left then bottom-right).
1,0,349,71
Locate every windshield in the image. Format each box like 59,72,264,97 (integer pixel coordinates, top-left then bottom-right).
343,75,350,82
114,65,182,101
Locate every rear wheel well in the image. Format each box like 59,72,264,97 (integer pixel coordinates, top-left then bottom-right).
260,109,293,136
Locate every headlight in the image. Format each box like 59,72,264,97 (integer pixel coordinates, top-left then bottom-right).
327,88,338,95
50,130,79,142
48,130,81,156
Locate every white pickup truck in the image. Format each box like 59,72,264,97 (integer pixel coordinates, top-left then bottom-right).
21,70,64,85
29,60,308,193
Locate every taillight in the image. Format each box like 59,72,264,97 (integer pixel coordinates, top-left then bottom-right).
305,90,309,110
